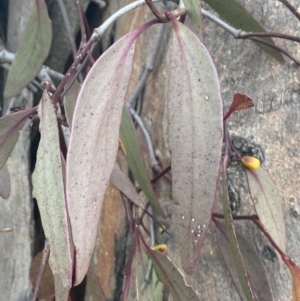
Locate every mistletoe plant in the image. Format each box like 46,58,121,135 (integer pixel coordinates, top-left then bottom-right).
1,0,300,300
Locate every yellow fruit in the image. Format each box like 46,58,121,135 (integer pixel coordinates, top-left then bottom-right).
152,244,168,254
241,156,260,170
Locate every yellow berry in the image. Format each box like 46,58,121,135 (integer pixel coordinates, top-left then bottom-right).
241,156,260,170
152,244,168,254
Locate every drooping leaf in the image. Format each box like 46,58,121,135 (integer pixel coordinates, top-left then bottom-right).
182,0,203,40
66,31,139,286
245,167,286,253
221,176,255,301
216,220,273,301
146,247,201,301
224,93,254,120
0,164,11,199
110,164,145,209
120,106,165,218
152,268,164,301
32,91,72,289
282,255,300,301
203,0,284,62
54,275,70,301
4,0,52,99
64,80,81,128
168,16,223,274
0,107,37,170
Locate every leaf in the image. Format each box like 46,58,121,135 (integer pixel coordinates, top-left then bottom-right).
245,168,286,253
203,0,284,62
224,93,254,120
282,255,300,301
221,176,255,301
0,164,11,199
4,0,52,99
32,91,72,289
110,164,145,209
146,248,201,301
168,16,223,274
64,80,81,128
182,0,203,40
0,107,37,170
152,268,164,301
54,275,70,301
216,220,273,301
119,106,165,218
66,32,137,286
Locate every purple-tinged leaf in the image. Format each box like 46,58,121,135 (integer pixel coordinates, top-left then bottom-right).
223,93,254,121
282,255,300,301
119,106,165,218
245,168,286,253
0,107,37,170
32,91,72,289
221,176,255,301
64,80,81,128
203,0,284,62
0,164,11,199
110,165,145,210
146,247,201,301
168,17,223,274
66,31,139,286
182,0,203,39
216,220,273,301
4,0,52,98
54,275,70,301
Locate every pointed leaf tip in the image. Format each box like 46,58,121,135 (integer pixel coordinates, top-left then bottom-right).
66,33,137,285
32,91,72,289
168,17,223,274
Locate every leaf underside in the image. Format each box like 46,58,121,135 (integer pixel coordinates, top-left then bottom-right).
4,0,52,98
216,220,273,301
221,176,255,301
66,32,136,285
245,168,286,253
203,0,284,62
119,106,165,218
64,80,81,128
32,91,72,289
168,18,223,274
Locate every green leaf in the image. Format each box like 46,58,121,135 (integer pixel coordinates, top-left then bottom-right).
66,31,137,286
152,268,164,301
182,0,203,39
4,0,52,98
0,164,11,199
32,91,72,289
245,167,286,253
64,80,81,128
146,248,201,301
0,107,37,170
168,17,223,274
203,0,284,62
221,176,255,301
119,106,165,218
216,220,273,301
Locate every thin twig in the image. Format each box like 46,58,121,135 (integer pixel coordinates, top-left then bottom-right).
202,8,300,65
127,23,166,107
278,0,300,22
32,240,50,301
151,165,171,184
56,0,77,60
239,31,300,43
145,0,170,22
